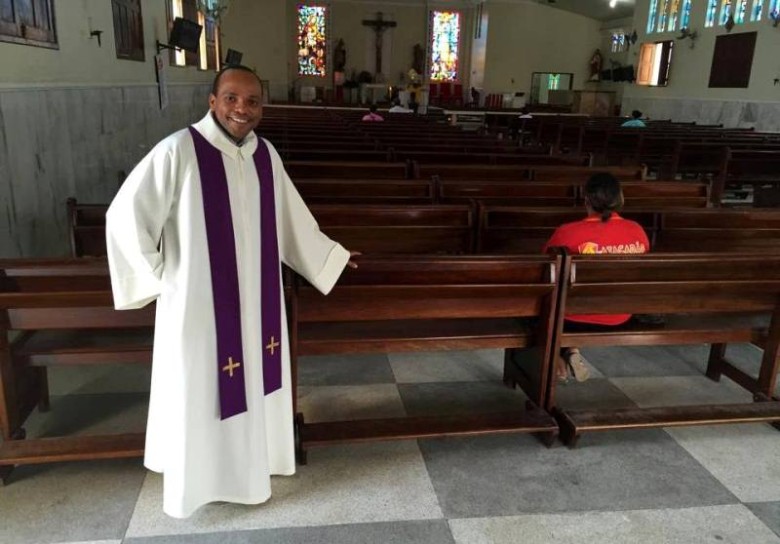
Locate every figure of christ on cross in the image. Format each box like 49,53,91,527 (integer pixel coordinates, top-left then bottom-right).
362,12,397,76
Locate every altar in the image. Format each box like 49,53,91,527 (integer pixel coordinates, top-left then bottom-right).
360,83,391,104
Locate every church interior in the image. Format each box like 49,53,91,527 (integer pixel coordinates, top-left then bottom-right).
2,0,780,542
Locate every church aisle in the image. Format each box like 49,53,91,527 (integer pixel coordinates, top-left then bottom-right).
1,345,779,544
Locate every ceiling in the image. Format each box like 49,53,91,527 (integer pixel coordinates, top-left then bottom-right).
533,0,636,22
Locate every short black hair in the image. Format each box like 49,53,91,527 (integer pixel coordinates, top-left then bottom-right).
211,64,263,96
631,109,642,119
369,104,378,113
585,172,624,222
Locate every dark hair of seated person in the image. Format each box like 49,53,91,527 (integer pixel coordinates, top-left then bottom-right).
584,172,624,222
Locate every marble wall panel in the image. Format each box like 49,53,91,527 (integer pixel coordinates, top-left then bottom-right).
0,83,210,257
624,97,780,132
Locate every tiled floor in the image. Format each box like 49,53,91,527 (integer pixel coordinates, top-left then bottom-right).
2,344,779,544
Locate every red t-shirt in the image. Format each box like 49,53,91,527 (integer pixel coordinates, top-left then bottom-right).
543,213,650,326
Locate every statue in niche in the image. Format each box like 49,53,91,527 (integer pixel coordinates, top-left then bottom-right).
334,39,347,72
412,43,424,75
588,49,603,82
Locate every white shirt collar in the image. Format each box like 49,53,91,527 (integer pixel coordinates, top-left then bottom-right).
191,111,258,159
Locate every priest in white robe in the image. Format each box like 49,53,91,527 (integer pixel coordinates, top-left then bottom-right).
105,65,353,518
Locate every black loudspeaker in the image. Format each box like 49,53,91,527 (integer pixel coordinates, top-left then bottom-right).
169,17,202,53
225,49,243,65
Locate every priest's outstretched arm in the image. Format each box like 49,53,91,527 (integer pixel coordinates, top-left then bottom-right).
105,143,177,310
275,164,353,294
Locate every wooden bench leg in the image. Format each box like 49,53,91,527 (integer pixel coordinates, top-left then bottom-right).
502,349,517,389
37,368,50,412
553,409,580,449
535,429,559,448
0,426,26,485
0,464,13,486
294,413,307,465
705,343,727,382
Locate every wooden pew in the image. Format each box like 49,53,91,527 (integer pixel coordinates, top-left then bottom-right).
437,181,578,207
285,161,411,180
520,252,780,447
437,180,707,209
712,149,780,207
291,255,561,462
655,209,780,252
295,179,435,204
279,148,394,162
476,207,657,254
311,204,475,254
477,206,779,255
0,259,152,480
409,153,590,168
66,198,108,257
530,165,645,181
66,200,473,257
619,181,709,208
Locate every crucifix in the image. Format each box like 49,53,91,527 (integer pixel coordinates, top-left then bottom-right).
362,12,397,75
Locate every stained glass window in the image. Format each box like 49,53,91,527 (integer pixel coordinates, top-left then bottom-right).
430,11,460,81
647,0,659,32
734,0,748,21
705,0,719,25
719,0,734,24
770,0,780,19
297,5,326,77
680,0,693,27
610,32,626,52
750,0,764,20
668,0,681,30
658,0,671,31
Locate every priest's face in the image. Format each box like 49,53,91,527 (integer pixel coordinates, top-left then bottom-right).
209,70,263,142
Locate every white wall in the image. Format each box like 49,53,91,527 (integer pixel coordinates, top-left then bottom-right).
0,0,214,87
598,16,635,112
220,0,475,100
481,1,603,97
469,1,489,93
623,0,780,130
326,1,428,85
221,0,289,101
0,0,215,257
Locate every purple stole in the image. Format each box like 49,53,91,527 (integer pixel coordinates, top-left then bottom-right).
189,127,282,420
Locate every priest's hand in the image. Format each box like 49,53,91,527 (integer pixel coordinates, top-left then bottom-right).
347,251,361,269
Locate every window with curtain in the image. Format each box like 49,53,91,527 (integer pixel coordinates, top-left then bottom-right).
112,0,145,61
636,40,674,87
297,5,326,76
0,0,57,48
167,0,219,70
430,11,460,81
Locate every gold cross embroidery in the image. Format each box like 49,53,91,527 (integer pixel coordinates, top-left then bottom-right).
222,356,241,378
266,336,280,356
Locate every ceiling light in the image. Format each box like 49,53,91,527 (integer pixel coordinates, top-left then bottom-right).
610,0,617,7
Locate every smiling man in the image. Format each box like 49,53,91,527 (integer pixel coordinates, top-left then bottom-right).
105,65,356,519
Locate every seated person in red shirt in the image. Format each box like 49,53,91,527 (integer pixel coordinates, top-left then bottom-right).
543,172,650,381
